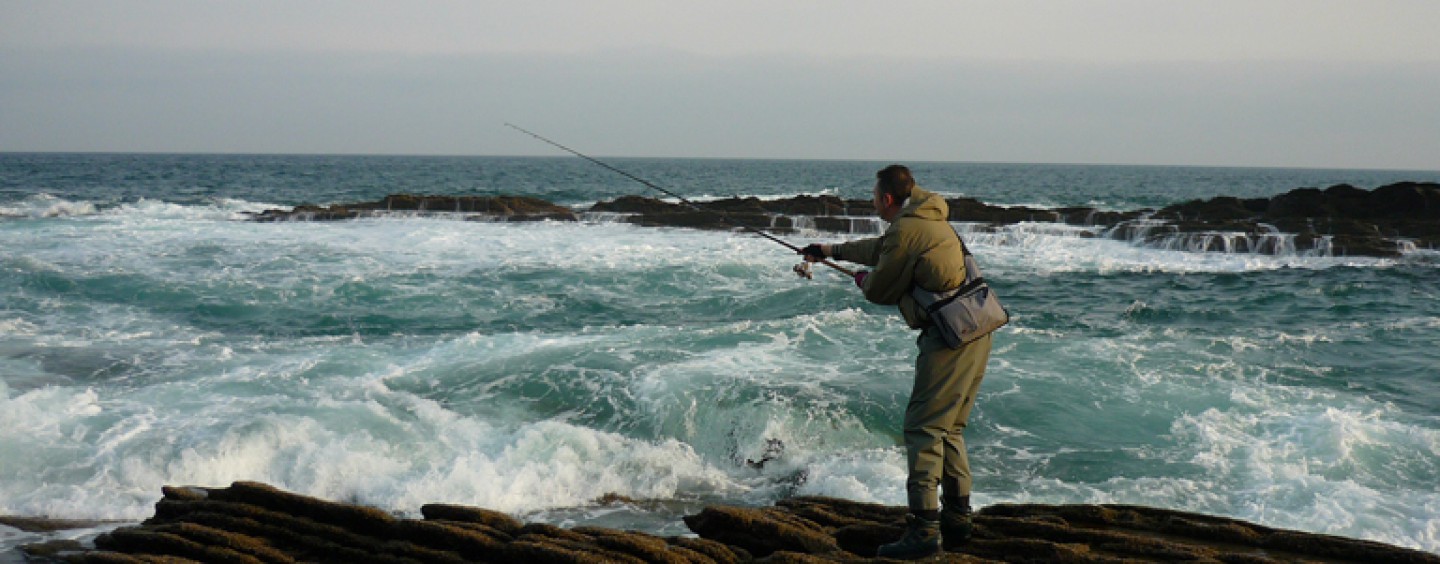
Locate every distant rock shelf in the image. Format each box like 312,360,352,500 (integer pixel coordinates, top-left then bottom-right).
248,194,580,223
30,481,1439,562
246,182,1440,257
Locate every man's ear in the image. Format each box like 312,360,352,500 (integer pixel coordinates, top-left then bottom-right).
882,193,897,209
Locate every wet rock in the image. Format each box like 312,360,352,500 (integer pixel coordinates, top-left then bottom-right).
682,506,839,558
1370,182,1440,218
419,503,522,536
0,515,116,533
19,538,87,559
1155,196,1269,223
1156,182,1440,256
1266,187,1331,218
246,195,577,222
68,483,1439,563
589,195,685,214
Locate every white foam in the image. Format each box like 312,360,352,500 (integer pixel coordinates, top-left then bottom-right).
2,323,790,518
1158,391,1440,549
0,194,98,219
15,192,1440,277
101,198,269,222
16,197,1417,279
0,318,39,336
1375,316,1440,332
806,218,1393,275
793,448,908,503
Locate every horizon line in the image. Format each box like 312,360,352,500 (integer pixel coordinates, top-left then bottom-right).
3,150,1438,175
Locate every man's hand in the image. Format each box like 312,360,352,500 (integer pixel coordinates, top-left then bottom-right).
854,270,869,288
800,244,828,263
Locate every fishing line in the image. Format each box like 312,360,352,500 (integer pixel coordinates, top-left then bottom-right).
506,123,855,278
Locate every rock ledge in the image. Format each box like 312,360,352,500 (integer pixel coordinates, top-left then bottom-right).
245,182,1440,258
38,481,1438,563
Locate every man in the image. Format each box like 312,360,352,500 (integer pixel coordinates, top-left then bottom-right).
801,165,994,559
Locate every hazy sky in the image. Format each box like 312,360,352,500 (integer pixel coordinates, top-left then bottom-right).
2,1,1438,169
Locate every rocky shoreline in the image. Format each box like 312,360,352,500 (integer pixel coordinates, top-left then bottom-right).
245,182,1440,258
20,481,1438,563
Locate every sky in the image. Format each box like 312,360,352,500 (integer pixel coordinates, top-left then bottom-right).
2,1,1438,170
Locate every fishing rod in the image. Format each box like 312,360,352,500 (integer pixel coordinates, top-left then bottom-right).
505,123,855,278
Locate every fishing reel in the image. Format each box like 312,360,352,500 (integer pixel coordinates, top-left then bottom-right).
792,261,813,279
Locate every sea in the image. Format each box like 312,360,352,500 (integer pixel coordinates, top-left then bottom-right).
1,153,1438,554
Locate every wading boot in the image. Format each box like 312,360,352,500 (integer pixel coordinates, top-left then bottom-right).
876,514,940,560
940,505,973,550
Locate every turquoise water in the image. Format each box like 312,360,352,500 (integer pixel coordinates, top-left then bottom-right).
1,154,1438,552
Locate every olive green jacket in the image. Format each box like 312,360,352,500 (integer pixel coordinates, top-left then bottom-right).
831,187,968,329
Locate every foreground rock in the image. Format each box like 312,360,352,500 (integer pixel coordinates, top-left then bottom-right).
245,182,1440,257
43,481,1437,563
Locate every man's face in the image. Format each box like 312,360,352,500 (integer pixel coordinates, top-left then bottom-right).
872,183,896,221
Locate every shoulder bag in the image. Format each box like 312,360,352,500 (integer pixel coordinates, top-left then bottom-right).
909,229,1009,348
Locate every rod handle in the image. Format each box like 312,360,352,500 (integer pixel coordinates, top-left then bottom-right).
818,259,855,278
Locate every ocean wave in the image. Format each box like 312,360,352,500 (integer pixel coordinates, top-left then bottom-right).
0,193,99,218
1164,401,1440,549
101,198,279,221
0,374,747,519
0,318,40,336
0,195,291,222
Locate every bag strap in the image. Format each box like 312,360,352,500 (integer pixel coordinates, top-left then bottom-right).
951,225,980,284
914,224,980,300
951,225,974,257
918,226,989,313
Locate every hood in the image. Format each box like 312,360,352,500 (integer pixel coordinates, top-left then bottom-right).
897,186,950,222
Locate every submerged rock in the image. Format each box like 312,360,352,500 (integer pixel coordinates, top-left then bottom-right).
0,515,117,533
245,183,1440,257
61,482,1439,563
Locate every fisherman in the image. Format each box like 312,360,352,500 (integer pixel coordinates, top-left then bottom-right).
802,165,994,559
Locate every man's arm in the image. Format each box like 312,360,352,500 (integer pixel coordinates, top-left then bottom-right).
830,236,885,267
857,232,913,305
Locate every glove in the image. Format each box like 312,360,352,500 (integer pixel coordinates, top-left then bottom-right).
800,244,827,262
854,270,869,289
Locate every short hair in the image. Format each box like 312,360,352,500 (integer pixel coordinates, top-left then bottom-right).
875,164,915,202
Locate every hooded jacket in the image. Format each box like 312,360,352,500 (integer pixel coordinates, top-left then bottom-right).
831,186,968,329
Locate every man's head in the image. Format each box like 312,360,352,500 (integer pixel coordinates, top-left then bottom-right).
873,164,914,222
